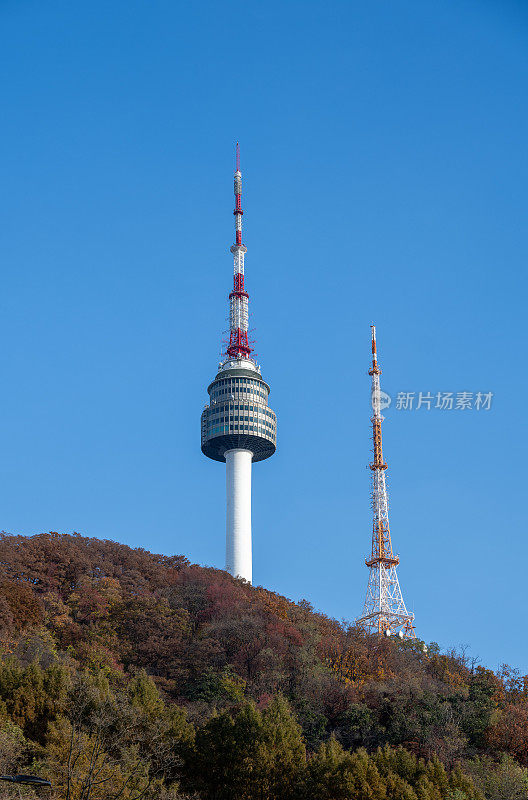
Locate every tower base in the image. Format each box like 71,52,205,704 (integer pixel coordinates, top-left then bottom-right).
357,564,415,639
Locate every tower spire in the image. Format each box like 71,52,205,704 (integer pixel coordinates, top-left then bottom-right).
227,143,251,358
357,326,416,639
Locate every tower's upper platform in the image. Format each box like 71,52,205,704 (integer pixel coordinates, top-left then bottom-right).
201,147,277,464
201,356,276,463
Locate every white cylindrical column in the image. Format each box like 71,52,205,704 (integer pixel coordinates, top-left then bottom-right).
225,448,253,583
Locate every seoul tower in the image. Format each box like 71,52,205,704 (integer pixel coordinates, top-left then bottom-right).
201,145,277,584
356,326,416,638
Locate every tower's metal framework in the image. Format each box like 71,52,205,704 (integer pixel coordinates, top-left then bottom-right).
201,145,277,584
227,143,251,360
356,326,416,639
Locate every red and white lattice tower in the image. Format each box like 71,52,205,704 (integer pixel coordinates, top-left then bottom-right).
201,145,277,584
356,326,416,639
227,142,251,359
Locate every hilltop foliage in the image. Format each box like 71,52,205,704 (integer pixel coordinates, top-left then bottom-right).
0,532,526,799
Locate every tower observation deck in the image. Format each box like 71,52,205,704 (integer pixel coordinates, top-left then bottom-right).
201,145,277,584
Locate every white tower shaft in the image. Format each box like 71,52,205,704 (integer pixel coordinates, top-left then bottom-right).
225,448,253,582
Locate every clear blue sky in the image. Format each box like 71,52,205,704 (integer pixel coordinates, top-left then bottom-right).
1,0,527,671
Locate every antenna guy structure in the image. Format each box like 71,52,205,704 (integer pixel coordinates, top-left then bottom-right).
356,326,416,639
201,145,277,584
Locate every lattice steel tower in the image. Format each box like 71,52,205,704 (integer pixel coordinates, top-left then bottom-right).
201,145,277,584
356,326,416,639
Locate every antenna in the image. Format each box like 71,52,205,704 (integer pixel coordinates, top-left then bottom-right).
356,326,416,639
227,142,251,358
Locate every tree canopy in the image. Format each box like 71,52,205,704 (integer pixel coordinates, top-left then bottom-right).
0,532,525,799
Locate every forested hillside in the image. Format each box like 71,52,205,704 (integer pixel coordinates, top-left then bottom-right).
0,533,527,800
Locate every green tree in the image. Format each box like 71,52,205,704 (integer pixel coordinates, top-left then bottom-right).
463,753,528,800
188,697,305,800
0,719,29,774
128,669,164,717
0,658,70,741
189,702,264,799
255,695,306,800
306,739,388,800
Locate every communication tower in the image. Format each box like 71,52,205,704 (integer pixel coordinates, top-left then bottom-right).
201,145,277,584
356,326,416,638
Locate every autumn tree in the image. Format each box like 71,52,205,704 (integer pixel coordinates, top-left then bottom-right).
486,702,528,765
44,671,193,800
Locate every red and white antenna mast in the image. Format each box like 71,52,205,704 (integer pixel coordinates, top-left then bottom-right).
226,142,252,359
356,325,416,639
